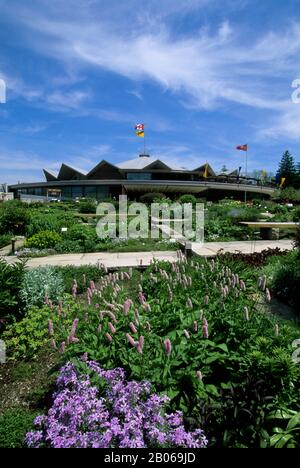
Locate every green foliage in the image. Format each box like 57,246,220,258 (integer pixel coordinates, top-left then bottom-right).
78,198,97,214
2,257,300,447
0,233,12,248
36,258,298,448
2,299,74,359
0,259,26,322
140,192,166,204
178,194,197,205
270,251,300,311
267,409,300,448
26,230,62,249
54,224,98,253
0,200,31,235
55,264,104,294
203,201,262,241
274,187,300,202
26,210,74,237
276,151,298,188
0,409,38,448
20,266,64,308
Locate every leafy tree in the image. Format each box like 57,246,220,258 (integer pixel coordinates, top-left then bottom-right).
221,165,228,174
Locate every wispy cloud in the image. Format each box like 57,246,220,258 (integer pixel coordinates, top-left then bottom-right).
5,3,300,117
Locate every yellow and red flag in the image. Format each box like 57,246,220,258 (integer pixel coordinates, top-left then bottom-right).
135,123,145,138
236,144,248,151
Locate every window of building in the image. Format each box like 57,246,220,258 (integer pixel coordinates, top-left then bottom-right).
126,172,152,180
72,186,83,198
62,187,72,199
85,186,97,198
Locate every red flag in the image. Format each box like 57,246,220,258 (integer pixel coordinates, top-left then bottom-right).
236,144,248,151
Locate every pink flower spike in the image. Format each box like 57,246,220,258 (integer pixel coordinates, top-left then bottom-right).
60,341,65,353
193,321,198,332
202,326,209,339
50,339,57,350
266,288,271,302
183,329,190,339
164,338,172,356
123,298,133,315
126,333,136,347
196,371,203,381
105,332,113,343
139,335,145,350
129,322,138,334
81,352,88,362
48,319,54,337
108,322,116,334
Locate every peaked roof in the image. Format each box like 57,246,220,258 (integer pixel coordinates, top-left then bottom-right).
43,169,58,181
193,163,216,176
87,160,122,178
57,164,87,180
115,156,184,171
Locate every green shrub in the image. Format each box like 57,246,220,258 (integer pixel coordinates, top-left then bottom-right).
25,230,62,249
26,211,74,237
0,233,12,248
140,192,166,204
54,239,83,254
0,200,31,235
178,194,197,205
20,266,64,308
292,206,300,222
55,264,104,294
2,298,75,359
271,251,300,311
0,259,27,322
78,198,97,214
0,409,38,448
54,224,98,253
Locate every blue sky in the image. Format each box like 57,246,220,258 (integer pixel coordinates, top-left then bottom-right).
1,0,300,184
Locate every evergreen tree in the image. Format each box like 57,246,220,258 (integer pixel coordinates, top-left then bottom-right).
276,151,297,187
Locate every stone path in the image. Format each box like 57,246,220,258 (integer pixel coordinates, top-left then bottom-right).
0,238,25,256
2,250,181,269
191,239,294,257
1,240,294,268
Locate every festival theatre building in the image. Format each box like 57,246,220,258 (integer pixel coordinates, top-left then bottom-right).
9,154,271,201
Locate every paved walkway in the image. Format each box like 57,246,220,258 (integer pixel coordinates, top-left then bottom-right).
191,239,294,257
2,250,180,269
0,238,25,256
1,240,294,268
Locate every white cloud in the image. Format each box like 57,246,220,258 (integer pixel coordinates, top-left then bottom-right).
2,1,300,141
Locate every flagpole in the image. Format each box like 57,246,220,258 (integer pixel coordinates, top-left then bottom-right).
244,146,248,203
